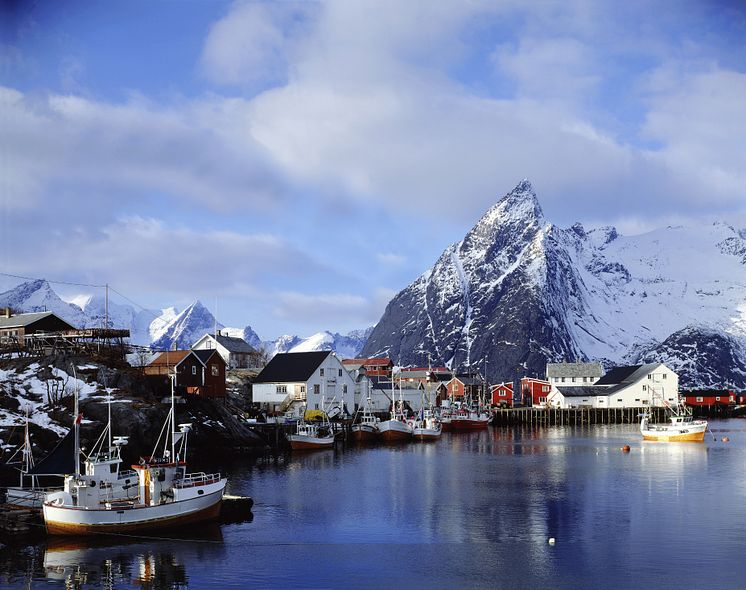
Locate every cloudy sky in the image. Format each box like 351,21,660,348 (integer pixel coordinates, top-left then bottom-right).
1,0,745,339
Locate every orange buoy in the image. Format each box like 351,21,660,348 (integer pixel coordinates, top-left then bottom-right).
621,445,631,453
722,437,730,443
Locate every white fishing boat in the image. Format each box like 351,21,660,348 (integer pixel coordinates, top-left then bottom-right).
411,408,442,441
378,396,413,442
640,405,708,442
449,401,490,431
43,379,227,535
351,395,379,443
288,419,335,450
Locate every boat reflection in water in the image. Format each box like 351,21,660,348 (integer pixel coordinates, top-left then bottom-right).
39,524,224,589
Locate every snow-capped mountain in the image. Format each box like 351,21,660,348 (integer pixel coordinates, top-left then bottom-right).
361,180,746,388
151,301,224,351
0,279,175,346
260,327,373,359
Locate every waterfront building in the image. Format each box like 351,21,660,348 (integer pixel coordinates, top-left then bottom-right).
520,377,553,406
546,362,604,387
552,363,678,409
252,351,355,416
445,375,484,401
0,310,76,347
681,389,736,409
491,382,514,407
369,380,428,414
192,331,260,370
341,357,393,378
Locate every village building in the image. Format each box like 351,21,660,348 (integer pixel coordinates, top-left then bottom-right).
546,362,604,387
397,366,450,384
0,310,76,347
192,332,259,370
369,380,430,414
341,357,393,379
521,377,553,407
491,382,514,407
446,375,486,401
144,349,227,398
252,351,355,416
681,389,736,409
551,363,678,409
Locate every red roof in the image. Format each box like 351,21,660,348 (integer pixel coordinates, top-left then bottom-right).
342,358,392,366
400,367,449,373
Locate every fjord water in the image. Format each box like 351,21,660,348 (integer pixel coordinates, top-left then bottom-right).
4,422,746,589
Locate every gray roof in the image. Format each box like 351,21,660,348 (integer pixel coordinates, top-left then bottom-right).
0,312,55,328
215,334,257,354
556,386,615,398
546,362,604,379
595,363,661,386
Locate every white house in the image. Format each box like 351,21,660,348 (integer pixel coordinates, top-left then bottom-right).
552,363,679,409
546,362,604,387
192,332,258,370
252,351,355,416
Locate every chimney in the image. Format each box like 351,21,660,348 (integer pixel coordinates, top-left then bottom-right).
3,307,10,319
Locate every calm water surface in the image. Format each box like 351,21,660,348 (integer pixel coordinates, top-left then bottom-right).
2,421,746,589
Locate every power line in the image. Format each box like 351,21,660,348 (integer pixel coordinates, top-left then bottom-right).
0,271,105,289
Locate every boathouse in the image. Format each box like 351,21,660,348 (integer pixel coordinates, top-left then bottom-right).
546,362,604,387
681,389,736,408
520,377,553,406
491,382,514,407
252,351,355,417
552,363,678,409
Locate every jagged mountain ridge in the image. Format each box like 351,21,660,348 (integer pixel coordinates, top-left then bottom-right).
361,180,746,388
0,280,371,357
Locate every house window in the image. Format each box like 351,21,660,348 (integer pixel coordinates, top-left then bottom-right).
320,368,325,377
343,384,348,394
561,377,565,382
206,341,211,349
452,384,458,392
662,374,667,379
572,377,576,383
314,384,320,394
211,365,219,377
617,399,622,403
339,369,343,377
543,386,549,392
277,385,287,394
539,397,547,403
642,385,647,391
300,385,306,393
192,366,197,375
647,374,652,379
583,377,587,382
696,397,703,402
315,404,319,410
641,400,648,405
635,398,640,402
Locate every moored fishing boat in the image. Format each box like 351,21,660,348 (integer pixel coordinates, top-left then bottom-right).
288,420,335,450
411,408,442,441
350,397,379,443
43,380,227,535
378,398,413,442
640,407,707,442
449,404,490,430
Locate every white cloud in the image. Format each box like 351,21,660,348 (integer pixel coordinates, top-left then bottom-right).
376,253,406,267
273,286,396,327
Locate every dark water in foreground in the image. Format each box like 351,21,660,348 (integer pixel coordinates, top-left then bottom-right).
3,421,746,589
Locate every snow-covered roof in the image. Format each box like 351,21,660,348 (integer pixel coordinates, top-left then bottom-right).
0,311,57,328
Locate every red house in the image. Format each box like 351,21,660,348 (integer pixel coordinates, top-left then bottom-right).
491,382,514,407
681,389,735,408
342,357,393,378
445,376,484,400
521,377,553,407
145,349,226,398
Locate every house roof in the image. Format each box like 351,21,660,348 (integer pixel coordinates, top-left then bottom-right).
0,311,74,330
149,350,192,367
491,382,514,390
681,389,733,397
342,357,392,367
449,376,483,386
595,364,661,386
556,386,615,397
253,351,331,384
193,349,225,367
546,362,604,379
215,334,257,353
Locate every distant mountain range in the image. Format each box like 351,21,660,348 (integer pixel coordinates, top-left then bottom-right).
0,279,371,359
362,180,746,388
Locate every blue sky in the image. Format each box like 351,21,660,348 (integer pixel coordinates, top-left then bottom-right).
1,0,745,340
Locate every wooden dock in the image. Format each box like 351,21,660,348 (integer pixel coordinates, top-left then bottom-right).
491,406,667,426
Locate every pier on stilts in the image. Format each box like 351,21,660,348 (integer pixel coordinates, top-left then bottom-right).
491,406,666,426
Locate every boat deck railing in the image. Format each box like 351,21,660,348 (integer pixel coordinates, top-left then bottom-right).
173,472,222,489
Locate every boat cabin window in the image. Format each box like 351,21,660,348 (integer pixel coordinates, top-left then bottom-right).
110,464,117,473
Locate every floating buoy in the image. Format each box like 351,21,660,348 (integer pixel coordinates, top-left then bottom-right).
722,437,730,443
621,445,631,453
548,537,556,545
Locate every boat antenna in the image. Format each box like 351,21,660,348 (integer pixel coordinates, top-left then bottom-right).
72,364,80,478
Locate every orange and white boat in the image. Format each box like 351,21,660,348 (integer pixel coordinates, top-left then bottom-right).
288,420,335,450
449,404,490,431
43,380,226,535
640,408,707,442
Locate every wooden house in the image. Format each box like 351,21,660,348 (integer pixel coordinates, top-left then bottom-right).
0,310,76,347
521,377,553,407
546,362,604,387
144,349,226,398
681,389,736,408
446,375,484,401
341,357,393,379
192,331,259,370
491,382,514,407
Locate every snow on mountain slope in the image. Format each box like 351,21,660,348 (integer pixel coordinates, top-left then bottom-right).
0,279,86,327
362,180,746,387
150,301,223,351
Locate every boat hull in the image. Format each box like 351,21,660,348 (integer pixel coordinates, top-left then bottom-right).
378,420,412,442
289,434,335,450
413,428,441,441
43,481,226,535
641,417,707,442
350,424,378,443
450,418,489,431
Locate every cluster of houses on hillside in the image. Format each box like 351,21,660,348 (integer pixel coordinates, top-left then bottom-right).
1,309,742,413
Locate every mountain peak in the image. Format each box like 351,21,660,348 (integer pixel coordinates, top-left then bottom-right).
496,179,543,220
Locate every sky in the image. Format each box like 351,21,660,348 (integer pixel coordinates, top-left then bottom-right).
1,0,745,340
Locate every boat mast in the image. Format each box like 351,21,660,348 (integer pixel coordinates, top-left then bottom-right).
170,374,176,462
73,367,80,478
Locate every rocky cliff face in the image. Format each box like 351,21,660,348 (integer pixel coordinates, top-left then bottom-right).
362,181,746,388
